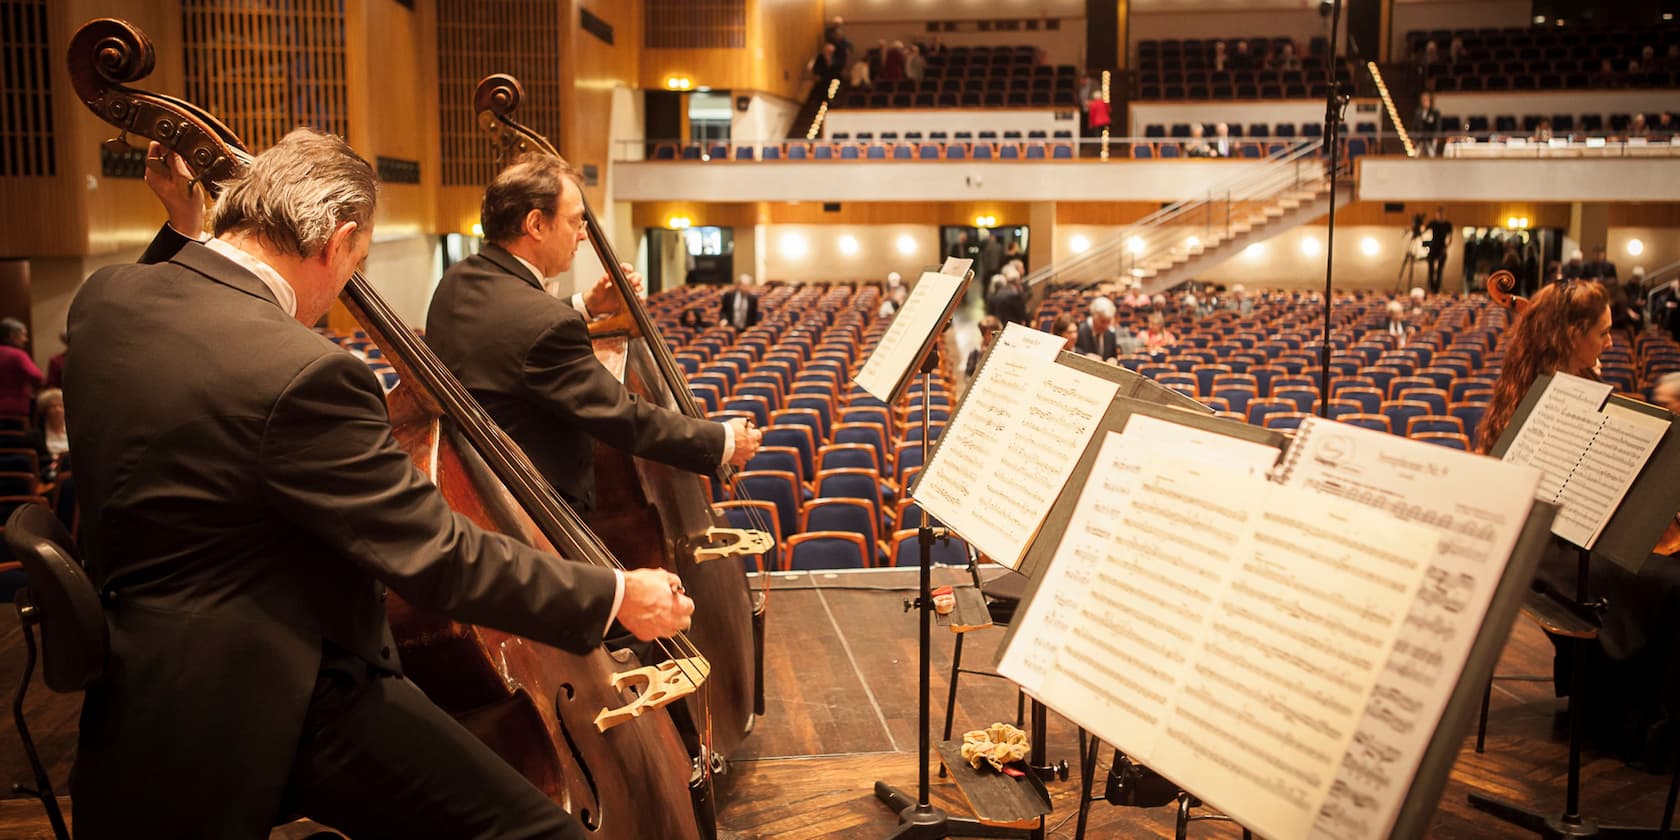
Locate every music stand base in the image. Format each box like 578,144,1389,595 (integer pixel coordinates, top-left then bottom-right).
874,783,1031,839
1468,793,1667,838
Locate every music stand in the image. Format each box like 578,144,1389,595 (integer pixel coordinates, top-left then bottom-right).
1468,377,1680,839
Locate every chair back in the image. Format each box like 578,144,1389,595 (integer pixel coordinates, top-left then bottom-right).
7,503,105,692
787,531,870,571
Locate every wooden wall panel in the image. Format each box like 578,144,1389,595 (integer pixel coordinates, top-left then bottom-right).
435,0,564,187
1056,201,1165,225
1609,203,1680,227
347,0,435,236
639,0,820,100
567,0,642,210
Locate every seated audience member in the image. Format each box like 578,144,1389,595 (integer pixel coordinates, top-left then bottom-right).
1185,123,1215,157
884,271,903,293
1225,283,1253,315
27,387,68,481
965,316,1003,378
679,308,709,329
1655,373,1680,414
1051,313,1079,352
878,284,908,318
1075,297,1123,361
1275,41,1301,71
986,273,1028,326
1137,312,1178,353
1656,276,1680,340
1382,300,1414,346
1212,123,1233,158
1582,245,1618,282
1531,119,1554,143
0,317,43,419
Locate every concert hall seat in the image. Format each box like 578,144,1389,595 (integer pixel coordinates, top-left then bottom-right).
732,470,801,541
817,443,880,474
1245,398,1295,427
746,446,809,494
714,500,782,572
815,468,888,531
902,422,946,444
803,498,885,560
840,404,895,441
787,396,835,440
889,529,969,567
1273,387,1317,414
1211,386,1255,416
0,473,38,497
1406,415,1466,437
833,423,889,473
1322,399,1363,420
1449,402,1487,442
1264,412,1309,431
1412,431,1471,450
0,450,38,477
1381,401,1433,438
1341,413,1392,433
1396,388,1449,416
0,416,29,433
787,531,871,571
1335,386,1384,415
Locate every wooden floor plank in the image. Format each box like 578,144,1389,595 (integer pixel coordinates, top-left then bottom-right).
4,567,1674,839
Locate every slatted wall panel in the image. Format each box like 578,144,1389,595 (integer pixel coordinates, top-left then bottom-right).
0,0,54,177
180,0,349,151
645,0,745,48
437,0,563,187
645,0,746,49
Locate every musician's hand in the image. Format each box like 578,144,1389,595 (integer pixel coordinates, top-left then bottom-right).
1656,518,1680,557
584,262,645,316
144,141,205,237
726,418,761,467
618,568,695,640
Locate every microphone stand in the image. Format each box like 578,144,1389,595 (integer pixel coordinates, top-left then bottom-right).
1317,0,1349,417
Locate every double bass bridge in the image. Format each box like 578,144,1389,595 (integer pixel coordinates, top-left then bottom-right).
691,527,775,564
593,656,711,732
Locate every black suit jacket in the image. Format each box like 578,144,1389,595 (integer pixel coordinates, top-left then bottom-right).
64,231,620,837
719,288,760,329
986,284,1028,326
426,244,724,513
1075,320,1119,361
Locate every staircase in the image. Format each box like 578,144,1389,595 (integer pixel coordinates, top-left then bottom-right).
788,78,841,140
1026,139,1353,296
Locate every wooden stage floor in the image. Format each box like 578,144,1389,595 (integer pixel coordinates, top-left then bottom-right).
2,566,1674,839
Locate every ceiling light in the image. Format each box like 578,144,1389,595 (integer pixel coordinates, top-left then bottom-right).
1627,238,1645,256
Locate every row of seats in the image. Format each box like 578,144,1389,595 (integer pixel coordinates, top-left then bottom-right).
1431,113,1671,135
1403,25,1680,59
654,141,1084,161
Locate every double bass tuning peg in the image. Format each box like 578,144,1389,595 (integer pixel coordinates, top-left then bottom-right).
102,130,133,155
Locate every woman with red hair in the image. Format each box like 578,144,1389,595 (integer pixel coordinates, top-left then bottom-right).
1484,280,1680,766
1477,280,1613,453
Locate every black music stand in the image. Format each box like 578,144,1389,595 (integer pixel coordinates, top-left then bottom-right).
1467,380,1680,839
873,348,1032,840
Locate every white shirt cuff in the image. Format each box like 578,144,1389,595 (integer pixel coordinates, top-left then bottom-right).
606,568,624,638
719,421,735,465
169,221,209,243
570,292,591,320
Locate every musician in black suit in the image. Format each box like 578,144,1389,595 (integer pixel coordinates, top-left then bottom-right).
65,132,695,840
720,272,761,329
426,153,759,516
1074,296,1123,361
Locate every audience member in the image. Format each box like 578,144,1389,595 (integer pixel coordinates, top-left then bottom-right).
1212,122,1233,158
848,56,872,88
1655,276,1680,340
880,41,906,82
1629,113,1649,139
1137,312,1178,353
1382,300,1415,346
679,307,709,329
1225,284,1253,315
721,273,761,329
905,44,925,83
809,43,842,83
1399,213,1425,289
1075,297,1122,361
1531,119,1554,143
1582,245,1618,282
1591,58,1622,88
1448,36,1468,65
986,273,1028,326
1563,249,1586,280
27,387,67,481
1050,313,1079,352
1274,41,1301,71
965,316,1003,378
1185,123,1214,157
824,16,853,69
0,318,42,418
977,230,1004,283
1230,40,1253,71
1212,41,1229,72
1655,372,1680,415
877,284,908,318
1415,92,1442,156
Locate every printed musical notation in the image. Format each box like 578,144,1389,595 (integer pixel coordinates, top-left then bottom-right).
1500,373,1667,549
1274,417,1541,840
854,269,966,403
1000,421,1437,840
914,323,1118,568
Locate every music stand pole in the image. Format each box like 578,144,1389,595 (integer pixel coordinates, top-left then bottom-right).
874,341,1027,839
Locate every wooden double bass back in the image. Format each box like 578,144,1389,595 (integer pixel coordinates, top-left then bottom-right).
68,19,704,840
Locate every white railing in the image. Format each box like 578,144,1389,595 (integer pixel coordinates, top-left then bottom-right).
611,136,1319,163
1024,139,1327,292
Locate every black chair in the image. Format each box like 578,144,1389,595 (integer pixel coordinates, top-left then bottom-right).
7,502,98,840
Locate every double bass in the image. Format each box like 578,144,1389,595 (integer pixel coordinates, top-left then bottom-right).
473,75,773,758
68,19,707,839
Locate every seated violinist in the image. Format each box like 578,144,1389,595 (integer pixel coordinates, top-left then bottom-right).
64,134,696,839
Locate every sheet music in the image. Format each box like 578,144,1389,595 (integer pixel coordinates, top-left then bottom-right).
1501,373,1667,548
1273,417,1541,839
854,270,966,402
940,257,974,279
913,324,1119,567
1001,431,1436,840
